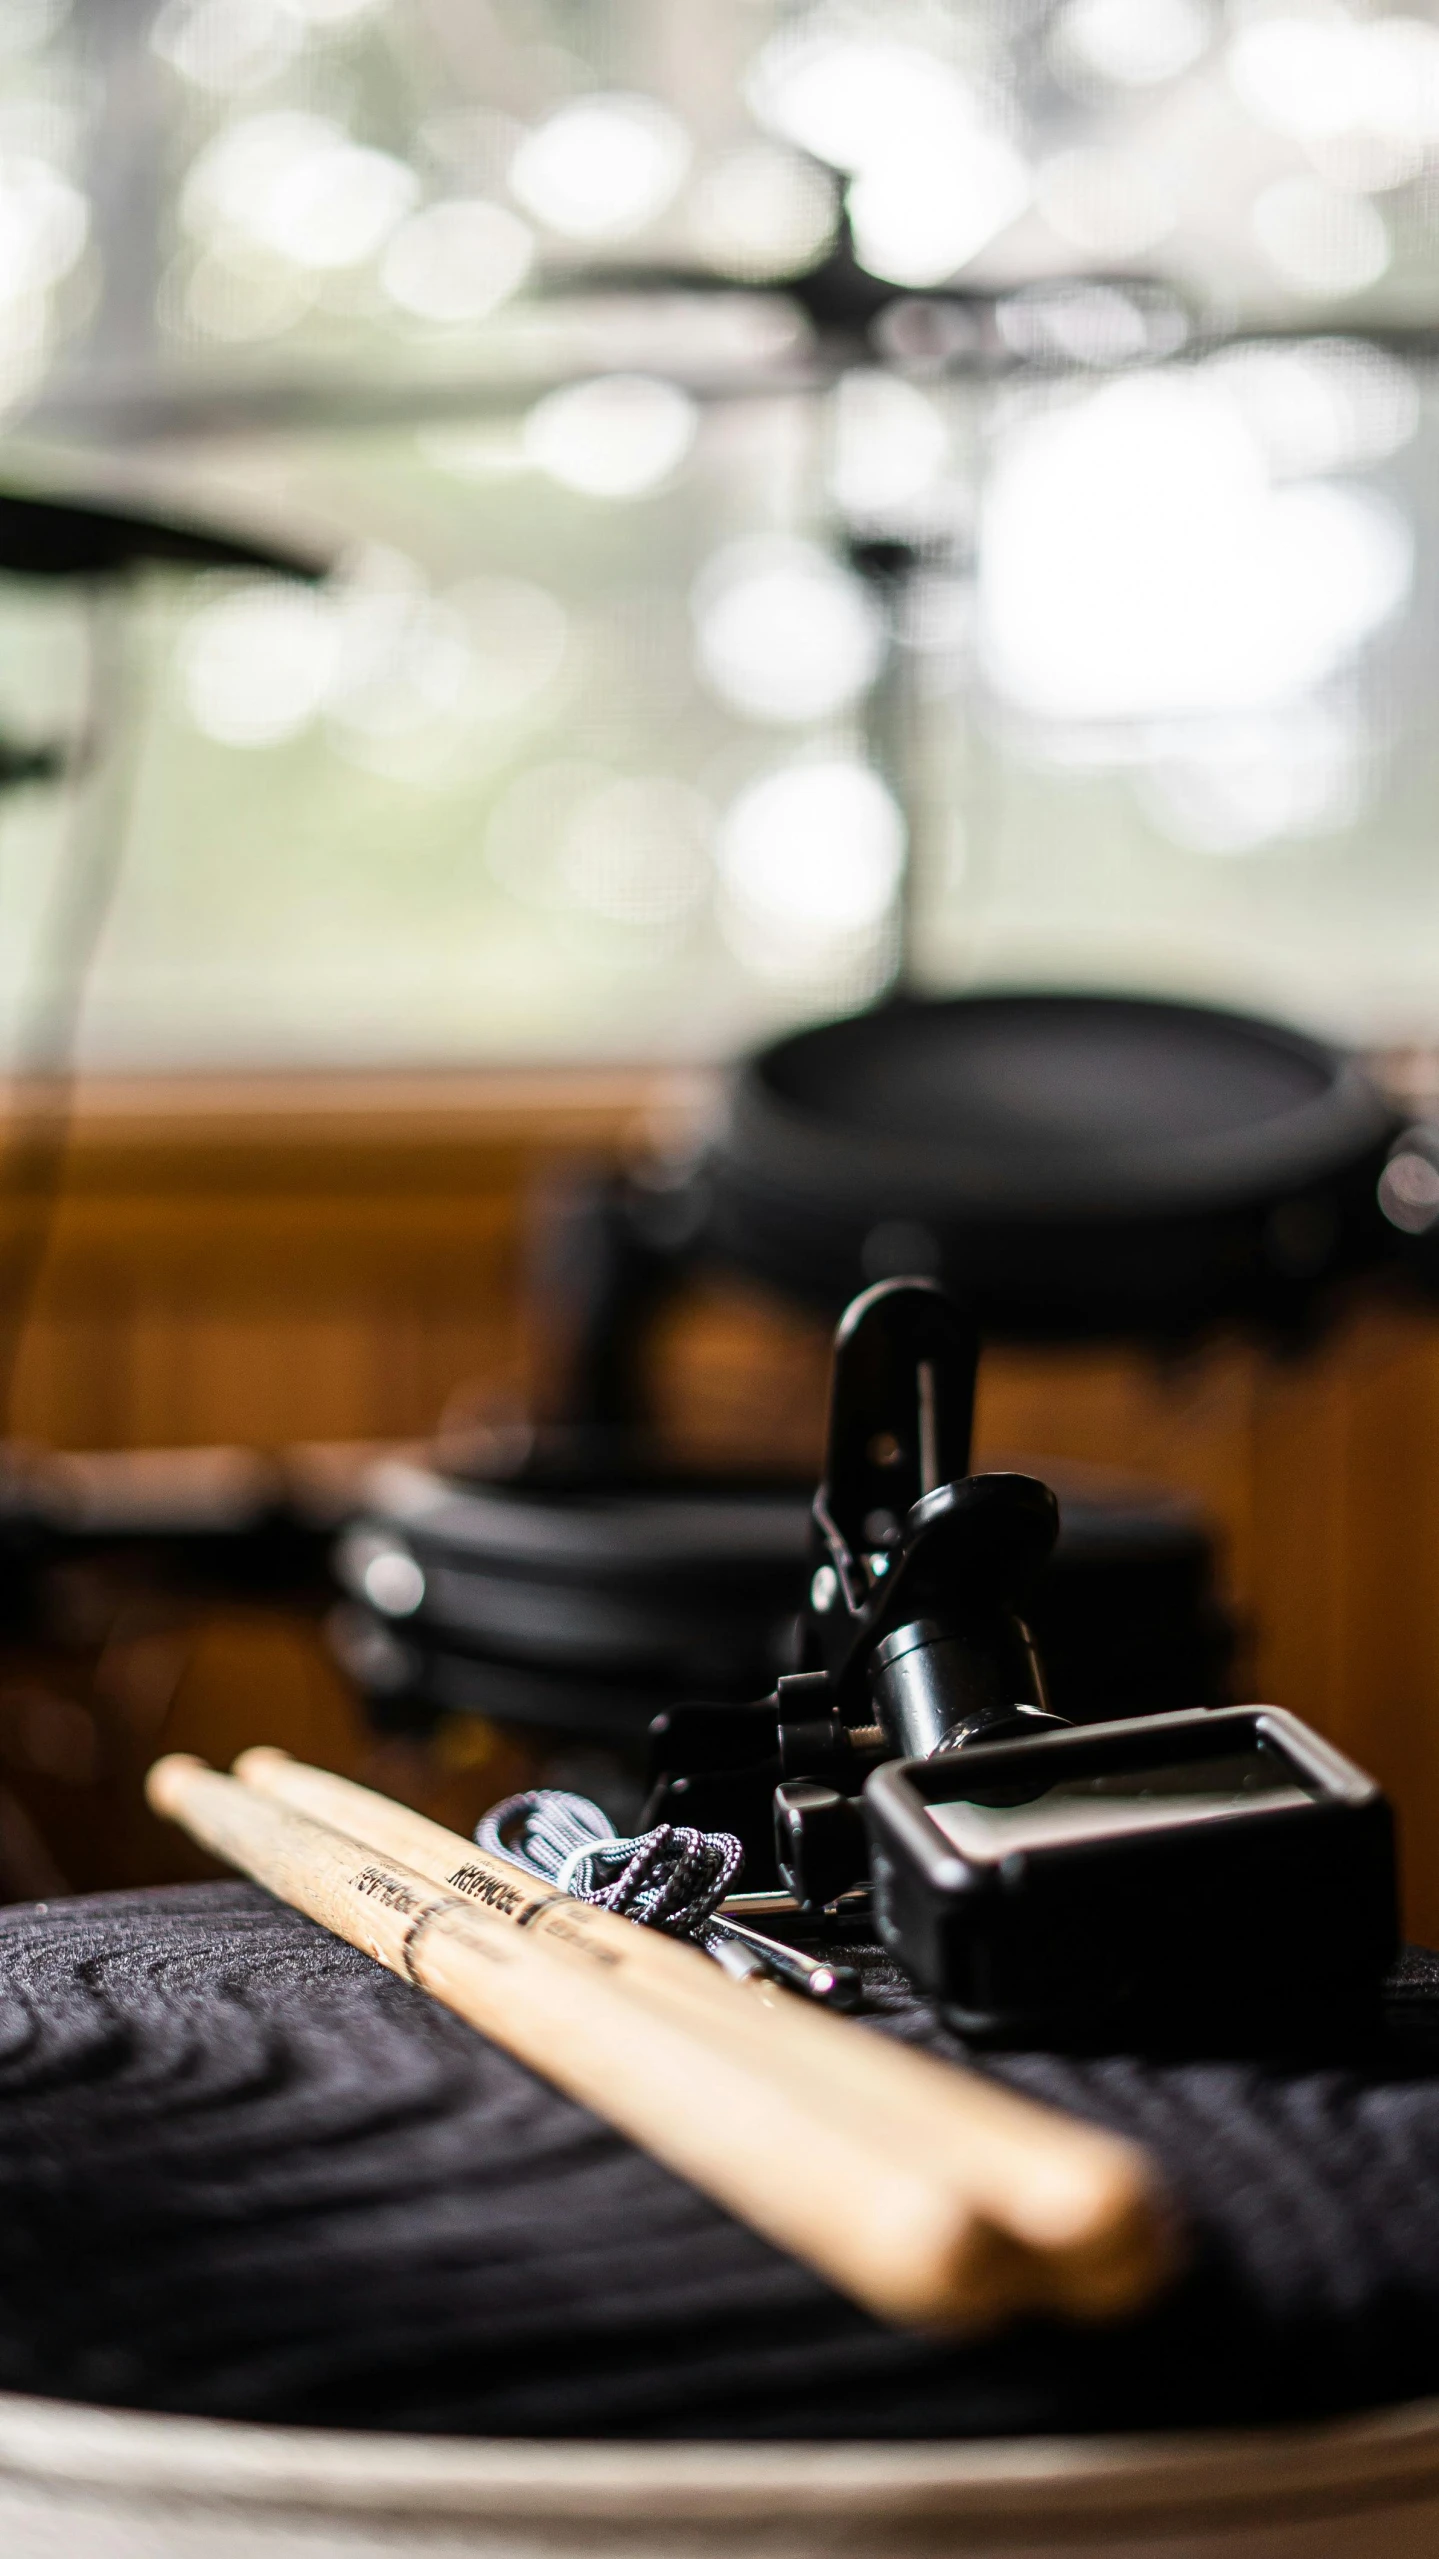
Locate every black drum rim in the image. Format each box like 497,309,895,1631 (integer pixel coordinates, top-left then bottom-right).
362,1458,813,1576
719,990,1397,1224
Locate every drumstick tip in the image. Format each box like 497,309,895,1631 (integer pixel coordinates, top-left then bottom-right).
146,1752,212,1817
232,1745,293,1784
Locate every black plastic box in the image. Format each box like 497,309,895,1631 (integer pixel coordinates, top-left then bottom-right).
864,1705,1397,2050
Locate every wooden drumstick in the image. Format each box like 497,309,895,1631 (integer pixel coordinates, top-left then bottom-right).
153,1752,1047,2332
224,1748,1175,2322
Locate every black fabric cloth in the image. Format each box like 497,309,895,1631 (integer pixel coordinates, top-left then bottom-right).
0,1881,1438,2438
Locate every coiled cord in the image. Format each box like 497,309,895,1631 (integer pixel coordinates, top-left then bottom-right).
473,1790,743,1948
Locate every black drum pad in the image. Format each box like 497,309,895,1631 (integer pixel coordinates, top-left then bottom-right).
709,994,1398,1336
1,1882,1438,2439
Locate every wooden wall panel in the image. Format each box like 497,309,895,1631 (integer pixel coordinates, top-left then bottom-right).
2,1070,665,1449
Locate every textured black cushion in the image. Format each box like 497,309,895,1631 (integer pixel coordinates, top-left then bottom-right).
0,1881,1437,2438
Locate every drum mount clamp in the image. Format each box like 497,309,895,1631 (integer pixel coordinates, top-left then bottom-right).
646,1280,1397,2049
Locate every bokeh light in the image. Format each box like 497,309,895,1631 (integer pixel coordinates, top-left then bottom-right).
716,759,905,970
181,112,417,271
178,551,518,759
179,583,338,748
380,199,533,325
0,153,85,302
848,135,1031,286
747,31,981,173
152,0,302,97
692,539,885,724
979,370,1412,723
1252,178,1391,301
509,93,690,241
686,143,835,281
524,376,697,499
1050,0,1211,90
1379,1149,1439,1235
1229,14,1439,193
748,26,1029,285
829,371,949,521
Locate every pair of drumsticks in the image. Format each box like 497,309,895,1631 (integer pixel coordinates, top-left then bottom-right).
147,1750,1177,2336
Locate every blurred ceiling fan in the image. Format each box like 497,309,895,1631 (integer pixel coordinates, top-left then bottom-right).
28,189,1202,445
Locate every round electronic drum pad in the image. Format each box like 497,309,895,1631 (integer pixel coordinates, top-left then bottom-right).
707,993,1402,1337
334,1460,812,1737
